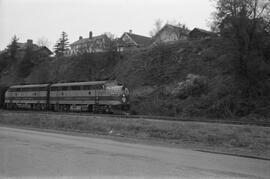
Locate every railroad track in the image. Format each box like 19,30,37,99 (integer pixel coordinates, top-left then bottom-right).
1,109,270,127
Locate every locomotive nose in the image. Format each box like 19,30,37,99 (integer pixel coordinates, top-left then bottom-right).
122,86,129,95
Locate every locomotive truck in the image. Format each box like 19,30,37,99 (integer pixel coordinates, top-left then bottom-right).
4,81,129,113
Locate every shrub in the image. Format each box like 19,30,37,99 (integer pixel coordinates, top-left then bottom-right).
173,74,209,99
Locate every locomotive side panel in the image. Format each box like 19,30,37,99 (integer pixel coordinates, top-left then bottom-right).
49,84,104,105
4,84,50,109
49,81,129,112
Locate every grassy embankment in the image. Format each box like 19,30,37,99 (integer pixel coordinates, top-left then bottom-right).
0,111,269,159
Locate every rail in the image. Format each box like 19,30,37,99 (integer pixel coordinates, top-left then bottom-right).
0,109,269,127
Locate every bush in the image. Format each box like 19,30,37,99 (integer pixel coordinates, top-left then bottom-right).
173,74,209,99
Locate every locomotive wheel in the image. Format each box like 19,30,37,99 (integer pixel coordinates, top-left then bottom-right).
93,105,101,113
6,103,12,110
92,105,97,113
54,104,59,112
88,105,93,112
37,104,41,111
104,105,111,114
59,104,66,112
58,105,61,111
52,105,57,112
63,105,69,112
41,104,46,110
30,104,34,110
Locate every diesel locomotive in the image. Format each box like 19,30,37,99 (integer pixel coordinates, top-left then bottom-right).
4,81,129,113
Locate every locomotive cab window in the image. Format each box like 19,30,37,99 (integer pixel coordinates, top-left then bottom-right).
8,88,16,92
93,85,103,90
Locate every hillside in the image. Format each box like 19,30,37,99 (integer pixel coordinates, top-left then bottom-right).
0,37,270,119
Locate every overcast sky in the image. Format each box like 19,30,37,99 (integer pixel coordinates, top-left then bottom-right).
0,0,215,50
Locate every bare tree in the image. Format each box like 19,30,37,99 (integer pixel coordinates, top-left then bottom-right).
36,37,50,47
149,19,163,37
104,32,115,40
104,32,117,51
211,0,270,30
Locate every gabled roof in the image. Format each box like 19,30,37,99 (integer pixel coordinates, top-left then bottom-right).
38,46,53,55
70,34,108,46
119,32,152,47
154,24,190,38
189,28,216,36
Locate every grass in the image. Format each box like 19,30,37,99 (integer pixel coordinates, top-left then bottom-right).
0,111,269,159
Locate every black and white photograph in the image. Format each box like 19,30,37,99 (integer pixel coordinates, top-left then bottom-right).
0,0,270,178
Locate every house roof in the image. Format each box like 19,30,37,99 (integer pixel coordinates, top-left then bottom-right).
119,32,152,47
17,42,39,50
70,34,108,46
16,42,53,55
154,24,190,38
0,41,52,55
38,46,53,55
189,28,216,36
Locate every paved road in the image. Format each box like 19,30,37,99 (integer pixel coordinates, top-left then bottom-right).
0,127,269,178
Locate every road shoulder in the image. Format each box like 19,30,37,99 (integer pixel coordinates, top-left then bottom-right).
1,124,269,161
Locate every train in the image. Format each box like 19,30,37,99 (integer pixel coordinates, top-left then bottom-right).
3,81,130,113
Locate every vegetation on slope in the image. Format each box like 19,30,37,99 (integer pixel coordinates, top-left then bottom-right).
0,35,269,119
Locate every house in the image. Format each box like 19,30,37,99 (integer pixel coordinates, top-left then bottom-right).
152,24,190,45
19,40,53,57
68,31,111,55
189,28,217,39
1,39,53,58
34,46,53,58
117,30,152,51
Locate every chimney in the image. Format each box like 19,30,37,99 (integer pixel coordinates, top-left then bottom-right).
27,39,33,45
89,31,93,39
129,30,132,34
79,36,83,40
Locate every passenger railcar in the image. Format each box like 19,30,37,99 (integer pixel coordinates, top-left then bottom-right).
4,81,130,113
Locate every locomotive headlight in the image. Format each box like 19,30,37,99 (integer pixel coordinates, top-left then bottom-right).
122,94,127,103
